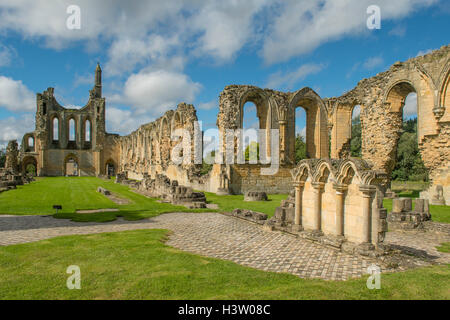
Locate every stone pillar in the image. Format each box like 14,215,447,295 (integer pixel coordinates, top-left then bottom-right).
312,182,324,231
293,182,304,231
279,120,287,164
334,184,347,237
359,185,376,244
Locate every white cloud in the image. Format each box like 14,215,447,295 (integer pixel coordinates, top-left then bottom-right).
295,126,307,139
0,76,35,112
416,48,435,57
266,63,326,90
403,93,417,118
352,105,361,119
0,0,268,66
191,0,269,62
106,107,153,135
198,100,217,111
0,0,438,69
0,44,16,67
389,25,407,37
111,70,202,116
0,113,34,148
262,0,438,64
105,34,183,76
362,56,384,70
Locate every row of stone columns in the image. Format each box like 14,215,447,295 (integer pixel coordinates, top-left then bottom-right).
293,182,375,244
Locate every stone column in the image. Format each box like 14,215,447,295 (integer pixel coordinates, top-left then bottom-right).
334,184,347,237
279,120,287,164
312,182,324,231
359,185,376,244
293,182,304,231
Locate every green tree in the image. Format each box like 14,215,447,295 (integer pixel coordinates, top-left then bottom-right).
295,135,307,163
392,118,428,182
245,142,259,162
350,115,362,158
200,150,215,176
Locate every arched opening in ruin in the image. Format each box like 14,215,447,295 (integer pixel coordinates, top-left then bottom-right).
295,107,308,163
242,101,260,162
171,112,184,160
385,82,428,183
22,156,37,176
239,90,272,163
67,118,77,149
160,118,171,163
64,154,79,177
85,119,91,143
350,105,361,158
24,135,35,152
68,118,76,141
289,88,328,162
52,117,59,142
105,160,116,177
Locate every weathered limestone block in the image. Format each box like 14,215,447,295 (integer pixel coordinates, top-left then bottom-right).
133,173,207,208
97,187,111,196
5,140,19,173
231,209,268,224
244,191,268,202
388,198,431,230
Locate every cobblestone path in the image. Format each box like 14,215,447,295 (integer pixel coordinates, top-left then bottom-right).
1,213,448,281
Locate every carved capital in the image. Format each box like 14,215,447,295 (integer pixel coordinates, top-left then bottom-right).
433,105,445,119
333,183,348,193
293,181,305,189
359,184,376,197
312,182,325,191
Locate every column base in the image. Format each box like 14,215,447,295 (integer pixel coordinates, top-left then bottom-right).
292,224,303,232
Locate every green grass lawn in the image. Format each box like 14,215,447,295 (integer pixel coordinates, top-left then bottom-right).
0,177,211,222
1,177,447,223
436,243,450,253
0,177,287,221
0,229,448,300
204,192,287,218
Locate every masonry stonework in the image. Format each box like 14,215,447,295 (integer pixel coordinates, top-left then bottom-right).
0,46,447,205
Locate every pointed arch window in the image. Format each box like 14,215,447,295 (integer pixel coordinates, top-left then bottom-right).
53,118,59,141
85,119,91,142
69,119,76,142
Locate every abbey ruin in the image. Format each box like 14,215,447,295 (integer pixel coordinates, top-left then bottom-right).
3,45,449,211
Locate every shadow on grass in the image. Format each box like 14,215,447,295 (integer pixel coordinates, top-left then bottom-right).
54,207,215,223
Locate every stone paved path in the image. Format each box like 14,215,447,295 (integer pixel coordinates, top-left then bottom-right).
1,213,449,281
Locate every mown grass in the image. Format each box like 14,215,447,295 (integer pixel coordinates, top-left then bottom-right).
436,243,450,253
0,177,211,222
1,177,447,223
204,192,287,218
0,229,448,300
0,177,287,221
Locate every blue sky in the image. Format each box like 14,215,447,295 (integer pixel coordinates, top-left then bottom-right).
0,0,449,147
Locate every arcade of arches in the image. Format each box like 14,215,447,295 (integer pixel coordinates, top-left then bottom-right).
3,45,449,205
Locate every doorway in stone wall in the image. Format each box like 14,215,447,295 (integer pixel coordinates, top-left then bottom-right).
64,155,79,177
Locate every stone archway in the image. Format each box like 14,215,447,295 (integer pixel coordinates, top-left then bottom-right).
288,88,329,161
64,154,79,176
22,156,38,176
105,159,116,177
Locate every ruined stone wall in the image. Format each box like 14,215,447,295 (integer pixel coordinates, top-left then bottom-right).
217,85,329,164
118,103,201,182
17,63,120,177
229,164,293,194
327,45,450,204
